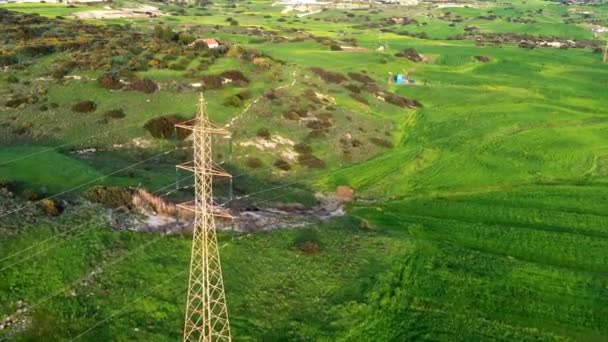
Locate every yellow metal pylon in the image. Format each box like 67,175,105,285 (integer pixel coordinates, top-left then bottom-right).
176,94,232,342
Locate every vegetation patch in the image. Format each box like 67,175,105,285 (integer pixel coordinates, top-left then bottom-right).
384,93,422,109
298,153,325,169
348,72,375,84
273,159,291,171
246,157,263,169
394,48,424,62
219,70,249,86
39,199,63,216
310,67,347,84
475,55,491,62
103,109,126,119
71,101,97,113
85,186,134,208
98,73,122,90
128,78,158,94
256,127,271,140
370,137,394,149
143,115,192,140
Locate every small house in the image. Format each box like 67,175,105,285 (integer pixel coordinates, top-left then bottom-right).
189,38,220,49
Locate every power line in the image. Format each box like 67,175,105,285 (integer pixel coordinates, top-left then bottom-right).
1,233,170,325
1,164,330,339
69,270,188,341
69,221,262,341
1,154,325,271
0,123,143,167
0,148,177,220
0,175,193,272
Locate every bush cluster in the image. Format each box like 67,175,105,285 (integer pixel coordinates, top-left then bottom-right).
104,109,126,119
85,186,134,208
71,101,97,113
310,67,347,84
143,114,192,140
129,78,158,93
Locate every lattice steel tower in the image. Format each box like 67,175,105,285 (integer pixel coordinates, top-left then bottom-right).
176,94,233,342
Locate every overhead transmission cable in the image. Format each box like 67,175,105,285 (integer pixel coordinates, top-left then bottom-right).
0,175,193,272
0,148,177,220
67,189,317,340
0,122,143,167
1,232,171,325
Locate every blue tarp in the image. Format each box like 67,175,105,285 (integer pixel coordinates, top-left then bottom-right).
396,74,404,84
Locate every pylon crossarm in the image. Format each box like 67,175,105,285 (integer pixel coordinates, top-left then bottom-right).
176,162,232,178
176,122,230,136
176,201,234,220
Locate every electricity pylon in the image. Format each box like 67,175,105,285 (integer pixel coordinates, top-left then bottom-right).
176,93,233,342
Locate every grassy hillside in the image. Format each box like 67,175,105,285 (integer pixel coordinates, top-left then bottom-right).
1,0,607,340
349,185,608,341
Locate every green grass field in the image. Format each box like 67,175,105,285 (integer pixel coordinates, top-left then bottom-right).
1,0,608,340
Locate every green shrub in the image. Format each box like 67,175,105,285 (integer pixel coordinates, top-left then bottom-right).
256,127,271,140
104,109,126,119
246,157,263,168
236,89,252,100
144,114,192,140
310,67,347,84
294,143,312,154
298,153,325,169
129,78,158,93
219,70,249,86
71,101,97,113
293,229,321,254
348,72,374,84
370,137,393,148
22,188,42,201
273,159,291,171
98,73,122,90
0,179,18,192
223,95,243,107
5,95,29,108
200,75,224,89
85,186,133,208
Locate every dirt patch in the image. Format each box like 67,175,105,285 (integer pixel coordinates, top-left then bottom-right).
73,5,164,20
336,186,354,202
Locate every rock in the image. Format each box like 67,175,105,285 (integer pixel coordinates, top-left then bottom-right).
475,55,491,62
336,186,354,202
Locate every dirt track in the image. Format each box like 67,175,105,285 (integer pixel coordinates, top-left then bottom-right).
73,5,163,19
